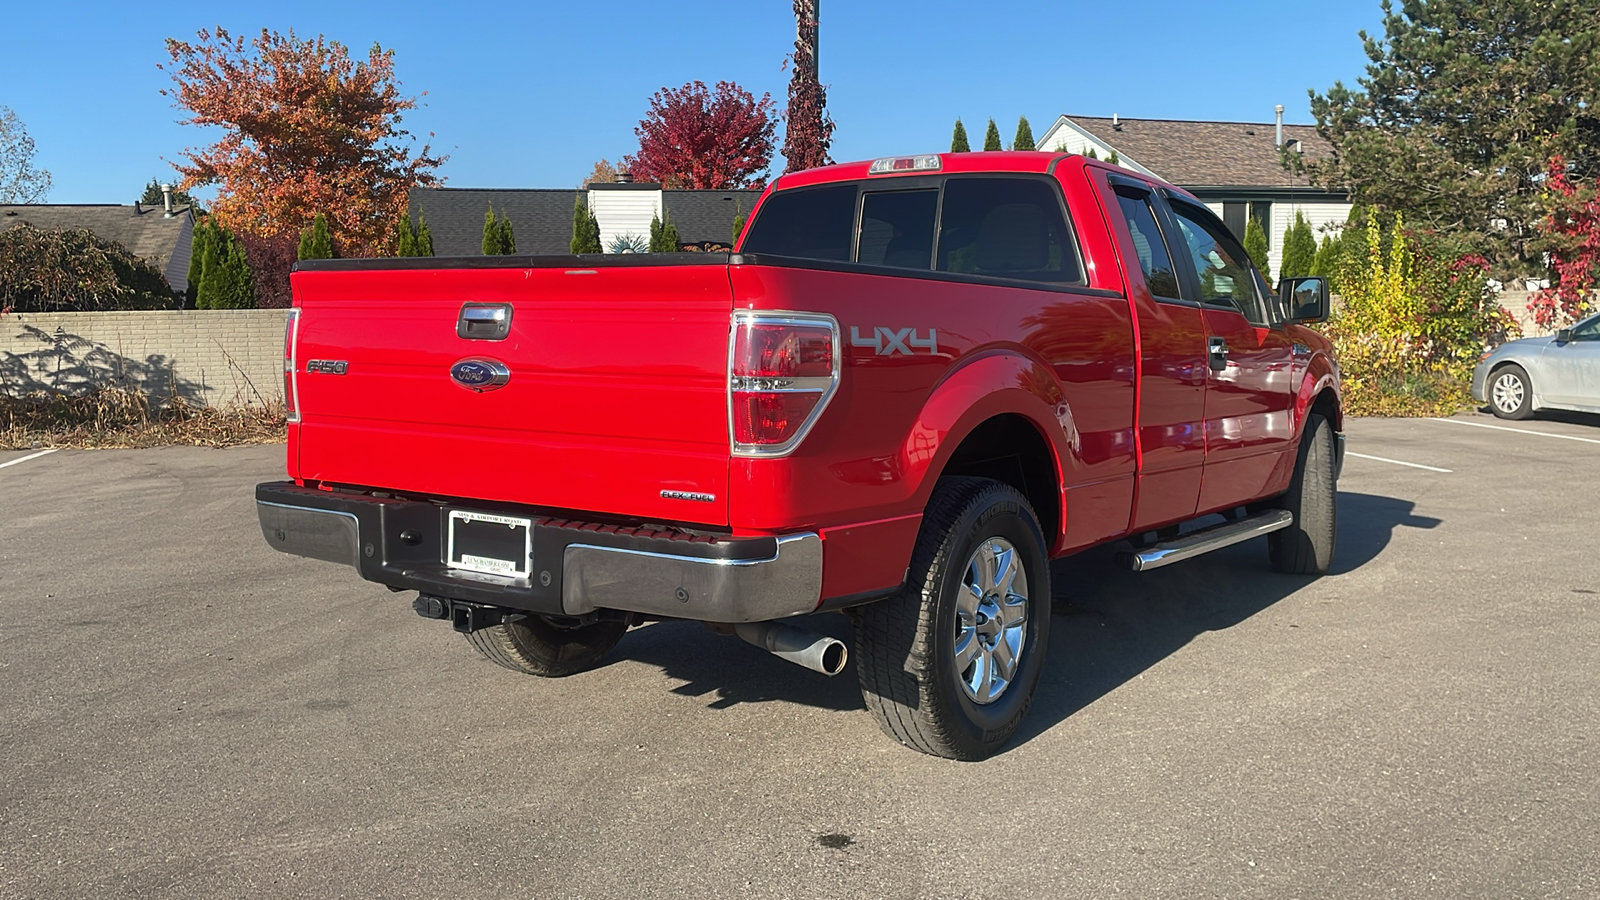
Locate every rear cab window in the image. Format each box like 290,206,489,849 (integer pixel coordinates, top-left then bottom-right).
738,184,858,261
740,174,1084,287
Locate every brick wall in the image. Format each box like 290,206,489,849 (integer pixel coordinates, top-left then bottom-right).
0,310,291,407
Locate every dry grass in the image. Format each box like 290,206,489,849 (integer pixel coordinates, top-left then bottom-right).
0,386,286,450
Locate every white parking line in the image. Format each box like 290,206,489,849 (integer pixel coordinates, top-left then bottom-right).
1429,417,1600,445
1345,451,1453,473
0,448,58,470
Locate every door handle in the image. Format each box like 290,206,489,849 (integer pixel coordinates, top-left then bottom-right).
458,303,513,340
1208,336,1229,371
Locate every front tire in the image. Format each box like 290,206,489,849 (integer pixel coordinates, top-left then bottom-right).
1269,413,1337,575
855,477,1051,761
465,616,627,677
1488,364,1533,420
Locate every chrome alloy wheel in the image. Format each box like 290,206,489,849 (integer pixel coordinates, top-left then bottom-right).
1492,371,1525,414
954,537,1029,705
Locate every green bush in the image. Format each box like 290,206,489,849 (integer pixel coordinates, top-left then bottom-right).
1244,216,1270,278
648,211,680,252
0,224,178,312
1280,212,1316,280
297,212,334,261
1013,117,1034,151
482,205,514,255
570,196,601,254
1322,211,1514,416
950,119,970,153
983,119,1002,151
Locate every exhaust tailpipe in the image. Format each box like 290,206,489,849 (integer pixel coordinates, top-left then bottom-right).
734,621,848,676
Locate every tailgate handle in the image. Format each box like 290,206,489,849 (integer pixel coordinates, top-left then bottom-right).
458,303,513,341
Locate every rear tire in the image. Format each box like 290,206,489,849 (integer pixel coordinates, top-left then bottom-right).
1269,413,1337,575
465,616,627,677
855,477,1051,761
1488,364,1533,420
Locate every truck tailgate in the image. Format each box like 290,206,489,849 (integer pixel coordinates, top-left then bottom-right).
290,261,734,526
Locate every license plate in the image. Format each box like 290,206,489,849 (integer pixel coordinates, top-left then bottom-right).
447,510,532,578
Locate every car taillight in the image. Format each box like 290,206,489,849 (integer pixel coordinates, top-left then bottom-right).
284,308,301,423
729,313,840,456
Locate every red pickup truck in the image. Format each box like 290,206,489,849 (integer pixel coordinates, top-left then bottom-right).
258,151,1342,760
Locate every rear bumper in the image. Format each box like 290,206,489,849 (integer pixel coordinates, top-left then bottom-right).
256,482,822,623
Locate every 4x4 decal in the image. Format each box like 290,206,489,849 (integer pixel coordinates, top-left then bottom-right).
850,326,938,356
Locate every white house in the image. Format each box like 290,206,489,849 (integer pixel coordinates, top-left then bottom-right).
1035,109,1352,280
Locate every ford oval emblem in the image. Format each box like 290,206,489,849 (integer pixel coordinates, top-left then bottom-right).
450,358,511,393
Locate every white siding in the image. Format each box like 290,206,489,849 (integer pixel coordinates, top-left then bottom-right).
1033,116,1150,176
589,188,663,252
1205,202,1225,218
1266,200,1352,281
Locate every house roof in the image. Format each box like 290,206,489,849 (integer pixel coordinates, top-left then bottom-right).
663,190,764,245
0,203,196,290
1046,115,1332,189
409,188,581,257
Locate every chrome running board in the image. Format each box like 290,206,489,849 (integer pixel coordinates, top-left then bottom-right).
1118,510,1294,572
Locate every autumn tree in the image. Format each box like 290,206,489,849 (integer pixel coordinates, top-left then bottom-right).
583,159,619,187
1013,117,1035,151
161,27,444,257
0,106,51,203
951,119,970,153
1529,155,1600,327
1306,0,1600,278
625,81,777,189
782,0,834,174
983,119,1002,151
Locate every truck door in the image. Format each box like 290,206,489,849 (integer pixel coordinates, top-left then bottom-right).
1107,181,1208,530
1161,197,1297,512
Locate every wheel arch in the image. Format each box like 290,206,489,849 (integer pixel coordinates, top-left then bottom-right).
904,351,1073,551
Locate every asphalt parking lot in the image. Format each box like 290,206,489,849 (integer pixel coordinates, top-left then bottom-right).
2,412,1597,899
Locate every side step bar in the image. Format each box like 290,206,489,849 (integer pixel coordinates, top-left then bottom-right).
1117,510,1294,572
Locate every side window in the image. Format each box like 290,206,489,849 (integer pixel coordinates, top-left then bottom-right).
739,184,858,261
936,178,1082,284
858,189,937,270
1113,187,1181,300
1168,201,1267,324
1572,315,1600,341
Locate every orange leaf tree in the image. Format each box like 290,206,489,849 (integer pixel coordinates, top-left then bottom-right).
161,27,444,256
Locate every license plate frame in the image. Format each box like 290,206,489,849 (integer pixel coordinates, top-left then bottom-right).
446,510,533,578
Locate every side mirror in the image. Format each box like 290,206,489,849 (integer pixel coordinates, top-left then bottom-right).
1556,328,1573,344
1277,276,1329,324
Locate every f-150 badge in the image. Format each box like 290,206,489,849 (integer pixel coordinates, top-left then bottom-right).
850,326,938,356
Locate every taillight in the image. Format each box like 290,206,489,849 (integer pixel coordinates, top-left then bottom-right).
284,308,301,423
730,313,840,456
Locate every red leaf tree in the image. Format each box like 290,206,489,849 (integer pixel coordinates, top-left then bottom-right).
782,0,834,174
624,81,776,190
161,27,444,256
1529,155,1600,328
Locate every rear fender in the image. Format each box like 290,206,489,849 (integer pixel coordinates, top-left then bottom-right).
904,350,1074,533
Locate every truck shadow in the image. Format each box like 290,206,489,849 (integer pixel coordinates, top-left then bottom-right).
1008,490,1439,751
616,491,1438,734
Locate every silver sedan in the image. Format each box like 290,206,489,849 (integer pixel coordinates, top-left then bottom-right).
1472,311,1600,419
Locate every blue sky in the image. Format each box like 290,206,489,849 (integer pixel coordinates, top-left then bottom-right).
3,1,1384,204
